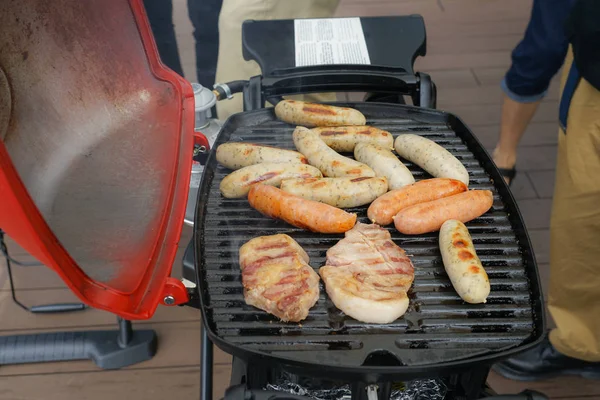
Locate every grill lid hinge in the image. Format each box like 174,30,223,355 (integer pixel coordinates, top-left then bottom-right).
160,277,190,306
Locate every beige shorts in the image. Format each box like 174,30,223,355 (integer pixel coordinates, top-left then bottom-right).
215,0,340,120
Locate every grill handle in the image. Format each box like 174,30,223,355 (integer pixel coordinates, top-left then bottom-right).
240,68,436,111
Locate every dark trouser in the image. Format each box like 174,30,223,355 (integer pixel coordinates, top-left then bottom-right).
143,0,222,88
188,0,223,88
143,0,184,76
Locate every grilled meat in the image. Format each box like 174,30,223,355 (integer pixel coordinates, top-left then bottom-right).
319,223,415,323
239,234,319,322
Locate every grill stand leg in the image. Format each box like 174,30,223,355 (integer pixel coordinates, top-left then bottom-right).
0,317,156,369
201,324,214,400
459,366,491,400
229,357,248,386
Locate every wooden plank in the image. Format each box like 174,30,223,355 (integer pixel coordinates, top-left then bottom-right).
537,262,550,300
473,67,562,98
0,289,199,332
528,170,556,199
437,82,558,108
516,198,553,230
470,122,559,149
426,18,529,39
554,397,600,400
528,229,550,265
504,174,538,201
472,67,511,86
336,0,444,20
516,145,558,172
440,101,558,127
428,34,522,55
488,370,600,398
440,0,533,22
429,69,479,90
340,0,531,25
416,52,511,71
0,365,232,400
0,321,232,377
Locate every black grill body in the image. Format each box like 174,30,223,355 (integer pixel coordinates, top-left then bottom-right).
194,102,545,382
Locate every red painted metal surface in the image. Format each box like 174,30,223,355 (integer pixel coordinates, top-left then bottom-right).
0,0,198,319
160,277,190,307
194,130,210,151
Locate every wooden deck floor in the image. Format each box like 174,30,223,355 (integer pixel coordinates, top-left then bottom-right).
1,0,598,399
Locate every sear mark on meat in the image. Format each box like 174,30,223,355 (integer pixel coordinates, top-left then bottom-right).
320,223,415,324
239,234,319,322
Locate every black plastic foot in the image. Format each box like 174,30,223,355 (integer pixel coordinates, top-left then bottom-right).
0,319,157,369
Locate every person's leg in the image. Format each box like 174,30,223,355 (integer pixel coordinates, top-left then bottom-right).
493,47,600,380
547,55,600,364
492,96,540,178
215,0,340,120
493,0,574,183
143,0,184,76
187,0,223,87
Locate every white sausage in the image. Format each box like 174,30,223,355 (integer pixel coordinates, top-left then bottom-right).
280,177,388,208
439,219,490,304
274,100,366,127
354,142,415,190
293,127,375,178
312,126,393,152
216,142,308,170
219,162,322,198
394,134,469,186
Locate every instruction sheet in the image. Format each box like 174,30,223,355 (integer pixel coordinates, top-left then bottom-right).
294,18,371,67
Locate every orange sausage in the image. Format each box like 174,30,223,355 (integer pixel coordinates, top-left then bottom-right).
367,178,467,225
248,184,357,233
393,190,493,235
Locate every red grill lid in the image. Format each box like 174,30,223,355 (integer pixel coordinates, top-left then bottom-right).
0,0,200,319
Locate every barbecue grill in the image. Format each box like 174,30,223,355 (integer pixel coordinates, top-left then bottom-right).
0,4,547,400
188,16,547,400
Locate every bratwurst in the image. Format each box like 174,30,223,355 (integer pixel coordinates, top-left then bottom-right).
280,176,388,208
216,142,308,170
248,184,357,233
394,134,470,186
439,220,490,304
293,126,375,178
220,162,321,198
354,142,415,190
275,100,366,127
393,190,493,235
367,178,467,225
312,126,393,152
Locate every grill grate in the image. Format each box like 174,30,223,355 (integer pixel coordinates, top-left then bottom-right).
195,104,543,372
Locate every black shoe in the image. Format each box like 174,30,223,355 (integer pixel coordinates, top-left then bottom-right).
493,334,600,381
497,167,517,187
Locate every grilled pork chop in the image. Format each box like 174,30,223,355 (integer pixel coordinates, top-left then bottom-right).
319,223,415,323
239,234,319,322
